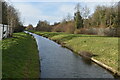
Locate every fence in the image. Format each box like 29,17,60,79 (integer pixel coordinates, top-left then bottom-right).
0,24,9,40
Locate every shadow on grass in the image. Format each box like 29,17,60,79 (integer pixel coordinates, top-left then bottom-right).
2,32,40,78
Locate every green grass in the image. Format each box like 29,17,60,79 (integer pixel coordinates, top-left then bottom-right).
31,31,119,71
2,32,40,78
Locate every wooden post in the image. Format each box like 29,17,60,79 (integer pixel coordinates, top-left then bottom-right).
2,24,4,38
6,25,8,37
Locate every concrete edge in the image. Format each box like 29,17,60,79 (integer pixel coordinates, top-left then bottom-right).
91,58,120,77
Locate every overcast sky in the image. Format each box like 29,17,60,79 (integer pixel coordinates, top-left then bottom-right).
5,0,119,26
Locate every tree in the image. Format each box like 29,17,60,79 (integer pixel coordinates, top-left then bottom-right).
82,5,90,19
0,0,24,38
7,5,24,35
74,3,83,29
2,1,8,25
0,1,2,24
26,24,34,31
82,5,90,28
36,20,52,32
66,13,72,21
89,4,118,28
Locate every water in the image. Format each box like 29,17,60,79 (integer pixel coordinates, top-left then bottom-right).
26,31,113,78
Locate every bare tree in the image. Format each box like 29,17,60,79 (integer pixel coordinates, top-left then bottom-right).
0,0,2,24
82,5,90,28
7,4,23,36
66,13,72,21
7,5,16,36
82,5,90,19
74,3,81,12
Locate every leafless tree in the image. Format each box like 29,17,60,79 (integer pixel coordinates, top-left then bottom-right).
82,5,90,19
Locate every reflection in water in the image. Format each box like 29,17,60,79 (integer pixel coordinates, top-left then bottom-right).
25,31,113,78
81,57,92,65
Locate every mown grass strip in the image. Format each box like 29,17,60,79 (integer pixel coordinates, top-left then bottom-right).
2,32,40,78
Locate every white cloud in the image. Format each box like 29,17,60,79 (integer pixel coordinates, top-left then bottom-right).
14,3,42,17
59,4,75,16
13,3,66,26
39,15,63,24
13,2,76,26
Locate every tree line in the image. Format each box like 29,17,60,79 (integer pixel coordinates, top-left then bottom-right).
26,2,120,36
87,4,118,28
0,0,24,37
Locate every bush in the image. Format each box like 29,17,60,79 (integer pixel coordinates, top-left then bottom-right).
79,28,87,34
87,28,98,35
65,23,75,34
75,27,118,37
52,21,75,34
116,27,120,37
75,28,98,35
74,29,81,34
104,27,116,36
97,28,105,36
52,24,64,32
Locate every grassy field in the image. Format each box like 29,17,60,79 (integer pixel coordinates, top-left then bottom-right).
2,32,40,78
30,31,119,71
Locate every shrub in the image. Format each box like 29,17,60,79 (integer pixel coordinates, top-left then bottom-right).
75,28,98,35
97,28,105,36
65,23,75,34
52,24,64,32
116,27,120,37
87,28,98,35
79,28,87,34
74,29,81,34
104,27,116,37
52,21,75,34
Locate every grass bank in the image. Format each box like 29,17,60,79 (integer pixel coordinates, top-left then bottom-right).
30,31,119,73
2,32,40,78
